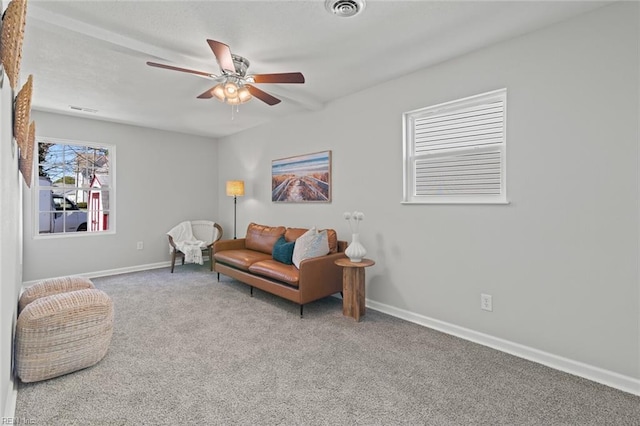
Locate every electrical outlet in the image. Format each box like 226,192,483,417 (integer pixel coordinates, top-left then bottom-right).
137,241,144,250
481,293,493,312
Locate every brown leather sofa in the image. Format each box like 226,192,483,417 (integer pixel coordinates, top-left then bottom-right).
213,223,347,316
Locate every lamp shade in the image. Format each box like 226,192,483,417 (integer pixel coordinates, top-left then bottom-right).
226,180,245,197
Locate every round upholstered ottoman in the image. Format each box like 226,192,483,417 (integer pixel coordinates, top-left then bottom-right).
15,288,114,383
18,276,95,314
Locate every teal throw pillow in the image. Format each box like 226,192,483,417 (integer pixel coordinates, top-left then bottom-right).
272,236,295,265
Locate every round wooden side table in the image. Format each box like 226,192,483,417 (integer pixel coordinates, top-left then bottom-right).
334,258,375,322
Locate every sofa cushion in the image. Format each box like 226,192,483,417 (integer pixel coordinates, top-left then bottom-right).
285,227,338,253
245,223,286,255
325,229,338,254
214,249,272,271
272,236,295,265
249,260,299,286
284,228,307,242
292,228,330,269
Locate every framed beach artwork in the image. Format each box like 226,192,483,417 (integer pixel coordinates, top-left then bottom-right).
272,150,332,203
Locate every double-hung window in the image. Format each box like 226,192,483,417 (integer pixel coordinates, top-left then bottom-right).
36,137,115,236
403,88,507,204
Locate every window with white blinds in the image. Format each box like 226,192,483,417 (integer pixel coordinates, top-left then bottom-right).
403,88,507,204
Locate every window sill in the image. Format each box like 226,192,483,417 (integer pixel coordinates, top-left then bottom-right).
34,229,116,240
401,200,510,205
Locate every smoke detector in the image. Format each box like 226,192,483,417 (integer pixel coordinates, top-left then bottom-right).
325,0,365,18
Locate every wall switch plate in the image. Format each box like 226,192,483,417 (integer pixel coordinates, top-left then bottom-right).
481,293,493,312
137,242,144,250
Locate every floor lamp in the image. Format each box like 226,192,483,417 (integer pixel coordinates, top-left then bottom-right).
226,180,245,239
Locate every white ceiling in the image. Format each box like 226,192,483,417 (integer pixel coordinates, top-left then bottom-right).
20,0,609,139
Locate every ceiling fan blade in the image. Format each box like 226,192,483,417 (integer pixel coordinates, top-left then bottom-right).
146,61,213,77
196,87,216,99
207,39,235,74
246,85,281,106
251,73,305,84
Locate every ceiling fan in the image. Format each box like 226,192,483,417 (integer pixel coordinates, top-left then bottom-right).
147,39,305,106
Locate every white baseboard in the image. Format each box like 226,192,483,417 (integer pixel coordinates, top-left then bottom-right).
3,380,17,422
366,299,640,397
82,261,172,280
21,261,172,287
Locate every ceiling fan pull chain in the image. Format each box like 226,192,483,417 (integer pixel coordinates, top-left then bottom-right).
231,104,240,120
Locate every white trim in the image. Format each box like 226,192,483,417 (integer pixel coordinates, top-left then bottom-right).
401,201,511,205
366,299,640,396
3,381,17,422
21,261,171,287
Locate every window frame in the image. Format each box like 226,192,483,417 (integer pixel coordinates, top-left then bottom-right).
34,136,116,238
402,88,508,205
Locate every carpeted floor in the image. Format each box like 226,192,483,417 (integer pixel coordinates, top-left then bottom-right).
14,264,640,425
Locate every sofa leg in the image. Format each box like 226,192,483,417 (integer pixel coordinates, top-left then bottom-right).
300,304,304,318
340,291,343,298
217,272,220,282
250,286,254,297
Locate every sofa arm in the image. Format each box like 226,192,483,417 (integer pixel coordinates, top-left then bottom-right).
298,251,347,303
214,238,247,252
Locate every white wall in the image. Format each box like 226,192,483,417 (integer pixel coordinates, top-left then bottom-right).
217,2,639,384
0,0,25,413
22,112,219,281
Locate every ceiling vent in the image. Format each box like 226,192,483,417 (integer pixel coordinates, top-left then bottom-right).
325,0,365,18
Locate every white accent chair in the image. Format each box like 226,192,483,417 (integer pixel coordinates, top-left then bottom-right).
167,220,223,272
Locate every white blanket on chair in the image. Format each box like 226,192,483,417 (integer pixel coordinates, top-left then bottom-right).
167,221,206,265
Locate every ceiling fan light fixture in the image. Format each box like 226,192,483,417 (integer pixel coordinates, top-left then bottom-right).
237,86,252,103
149,39,304,109
224,80,239,98
325,0,365,18
212,84,226,102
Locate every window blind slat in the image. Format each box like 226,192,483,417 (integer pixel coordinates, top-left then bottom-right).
415,123,502,144
415,111,503,133
415,187,501,195
414,103,503,127
414,150,502,197
416,151,501,164
415,136,503,153
413,97,504,155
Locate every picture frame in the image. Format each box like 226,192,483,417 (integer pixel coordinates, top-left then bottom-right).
272,150,331,203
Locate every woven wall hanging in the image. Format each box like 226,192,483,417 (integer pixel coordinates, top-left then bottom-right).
19,120,34,187
14,73,32,154
1,0,28,91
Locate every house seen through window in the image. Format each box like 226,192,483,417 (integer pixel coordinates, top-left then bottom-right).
36,137,114,235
